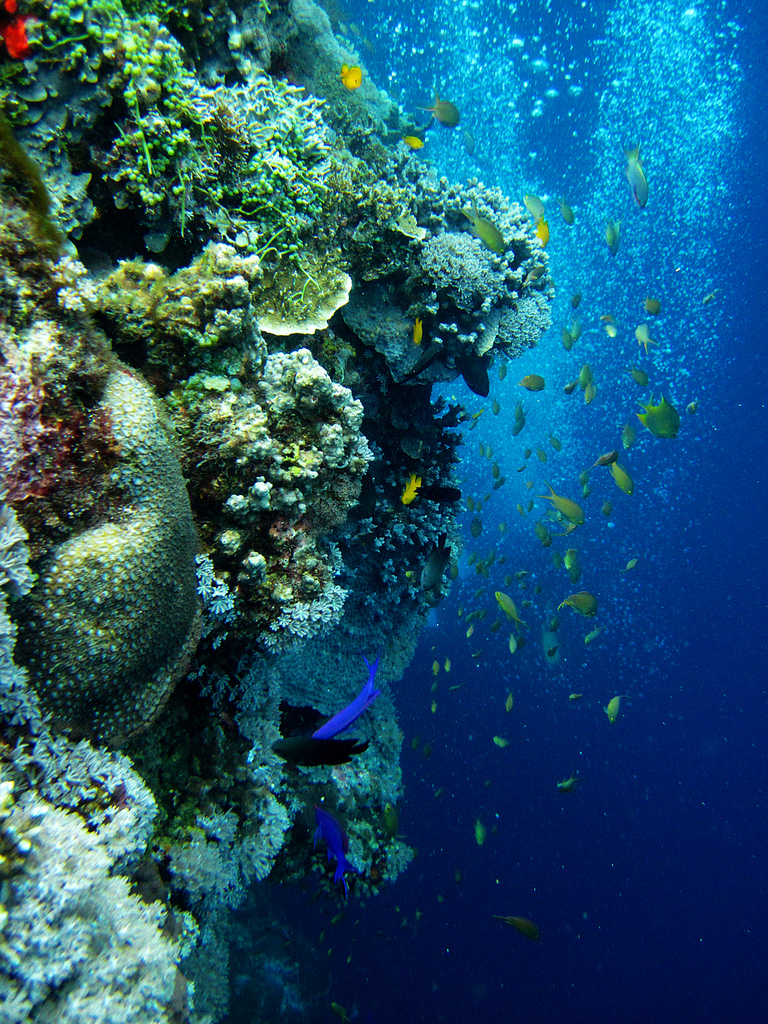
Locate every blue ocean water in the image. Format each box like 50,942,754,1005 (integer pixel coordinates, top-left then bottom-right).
227,1,767,1021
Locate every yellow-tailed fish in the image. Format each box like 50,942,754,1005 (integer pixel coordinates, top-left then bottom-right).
604,694,629,723
419,93,460,127
557,591,598,616
625,144,649,208
637,394,680,438
340,64,362,90
413,316,423,346
401,473,422,505
559,196,575,225
538,483,585,526
403,135,424,149
462,205,505,253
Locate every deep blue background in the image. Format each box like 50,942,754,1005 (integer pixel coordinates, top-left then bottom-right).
233,1,768,1021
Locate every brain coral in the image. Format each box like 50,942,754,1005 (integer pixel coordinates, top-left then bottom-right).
16,369,201,744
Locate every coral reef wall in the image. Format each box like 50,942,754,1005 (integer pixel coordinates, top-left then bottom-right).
0,1,553,1020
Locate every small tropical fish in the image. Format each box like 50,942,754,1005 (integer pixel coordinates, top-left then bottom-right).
687,401,699,415
604,694,629,723
548,433,562,451
559,196,575,225
314,806,356,897
518,374,546,392
558,591,598,617
620,558,638,572
570,318,582,341
523,194,545,222
644,296,661,315
401,473,422,505
584,625,606,645
605,218,622,256
419,93,460,127
571,292,582,309
625,144,649,208
568,692,583,702
462,205,505,253
593,450,618,467
604,321,618,338
702,289,721,305
637,394,680,438
621,423,636,449
523,265,546,288
535,218,550,247
340,64,362,90
610,461,634,495
538,484,584,526
495,592,528,633
625,363,649,386
403,135,424,149
313,654,381,739
602,501,612,517
498,362,508,380
432,660,440,676
444,657,451,672
635,322,658,355
493,736,509,748
579,364,593,390
421,533,451,590
272,737,370,766
584,382,597,404
463,128,475,154
492,915,540,940
474,817,486,845
331,1002,350,1022
505,692,514,712
557,772,583,792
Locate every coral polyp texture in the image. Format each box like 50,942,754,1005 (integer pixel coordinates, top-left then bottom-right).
15,368,201,744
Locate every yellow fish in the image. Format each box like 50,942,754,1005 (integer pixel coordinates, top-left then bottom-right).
610,461,634,496
444,657,451,672
604,694,629,723
538,483,584,526
340,64,362,90
495,591,528,632
432,660,440,676
557,591,598,617
568,692,583,702
474,817,486,845
403,135,424,149
401,473,422,505
584,625,606,644
637,394,680,439
535,218,550,248
505,692,514,712
492,736,509,748
413,316,423,346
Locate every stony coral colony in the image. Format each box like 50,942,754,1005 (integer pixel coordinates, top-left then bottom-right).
0,1,551,1019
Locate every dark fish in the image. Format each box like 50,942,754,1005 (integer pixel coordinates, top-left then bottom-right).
421,532,451,591
272,737,370,766
457,354,490,397
416,484,462,503
401,342,444,382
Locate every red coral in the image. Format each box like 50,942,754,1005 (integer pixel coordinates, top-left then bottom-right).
0,0,31,60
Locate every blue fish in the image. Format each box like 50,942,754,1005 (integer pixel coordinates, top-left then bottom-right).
312,654,381,740
314,806,356,897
